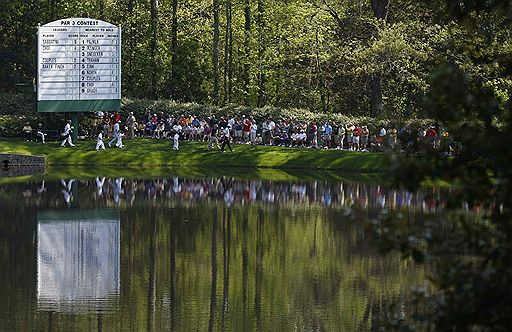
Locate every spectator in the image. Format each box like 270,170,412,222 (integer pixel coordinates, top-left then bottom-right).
22,122,32,141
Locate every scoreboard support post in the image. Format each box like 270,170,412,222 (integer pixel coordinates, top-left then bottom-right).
71,113,79,142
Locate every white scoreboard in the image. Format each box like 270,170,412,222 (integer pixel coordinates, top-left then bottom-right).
37,18,121,112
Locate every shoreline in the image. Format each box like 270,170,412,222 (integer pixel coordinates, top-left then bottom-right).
0,138,389,173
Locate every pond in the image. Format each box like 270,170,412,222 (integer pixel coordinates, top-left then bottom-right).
0,173,444,331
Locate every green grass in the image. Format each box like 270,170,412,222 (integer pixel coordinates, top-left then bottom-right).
0,138,388,172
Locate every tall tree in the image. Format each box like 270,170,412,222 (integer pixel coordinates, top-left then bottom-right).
213,0,220,104
150,0,158,99
98,0,105,19
170,0,178,100
370,0,390,115
243,0,251,105
223,0,233,104
256,0,265,107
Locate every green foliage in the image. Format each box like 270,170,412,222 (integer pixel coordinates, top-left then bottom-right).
2,0,509,118
370,2,512,330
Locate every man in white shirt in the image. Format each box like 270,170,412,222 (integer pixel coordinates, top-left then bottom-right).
250,121,257,144
96,131,105,150
127,112,136,139
109,121,120,147
60,120,75,147
268,119,276,145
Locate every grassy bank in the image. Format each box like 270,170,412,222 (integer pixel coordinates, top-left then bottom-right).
0,138,388,172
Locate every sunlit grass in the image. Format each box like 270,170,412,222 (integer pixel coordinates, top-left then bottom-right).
0,138,388,171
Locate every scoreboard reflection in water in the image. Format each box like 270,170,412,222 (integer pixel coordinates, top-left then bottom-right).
37,210,120,313
37,18,121,113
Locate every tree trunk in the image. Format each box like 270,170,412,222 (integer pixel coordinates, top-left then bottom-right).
49,0,56,21
371,0,390,20
171,0,178,99
208,212,218,332
370,0,389,115
371,74,383,115
243,0,251,105
98,0,105,19
212,0,220,104
223,0,232,104
256,0,265,107
150,0,158,99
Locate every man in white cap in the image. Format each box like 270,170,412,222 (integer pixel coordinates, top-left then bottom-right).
61,120,75,147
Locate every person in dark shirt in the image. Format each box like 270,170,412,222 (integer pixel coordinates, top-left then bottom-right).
218,117,228,129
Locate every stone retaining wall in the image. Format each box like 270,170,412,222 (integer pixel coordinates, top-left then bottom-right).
0,154,46,166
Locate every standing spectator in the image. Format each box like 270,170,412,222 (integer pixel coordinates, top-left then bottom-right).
307,121,317,148
426,126,437,148
243,116,251,143
352,124,361,151
361,125,370,151
234,120,243,143
268,118,276,145
332,123,340,149
102,113,110,136
250,120,258,144
388,126,398,149
324,122,332,149
113,111,121,124
338,125,346,150
347,124,354,150
127,112,136,139
262,120,270,145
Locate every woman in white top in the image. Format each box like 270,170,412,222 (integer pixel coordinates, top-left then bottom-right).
250,122,258,144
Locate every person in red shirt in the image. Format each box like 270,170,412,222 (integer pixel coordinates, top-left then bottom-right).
243,116,252,143
352,124,361,151
426,127,437,147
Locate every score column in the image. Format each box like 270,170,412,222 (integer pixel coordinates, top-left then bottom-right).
38,26,81,101
79,27,121,101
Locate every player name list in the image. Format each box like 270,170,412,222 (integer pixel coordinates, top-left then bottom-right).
38,25,120,101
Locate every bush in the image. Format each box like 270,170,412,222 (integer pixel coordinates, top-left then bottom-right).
0,91,436,137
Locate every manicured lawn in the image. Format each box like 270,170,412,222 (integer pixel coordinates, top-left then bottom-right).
0,138,388,171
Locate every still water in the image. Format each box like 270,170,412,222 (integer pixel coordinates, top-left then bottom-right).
0,175,442,331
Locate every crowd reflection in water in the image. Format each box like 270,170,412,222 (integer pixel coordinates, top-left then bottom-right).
9,176,452,213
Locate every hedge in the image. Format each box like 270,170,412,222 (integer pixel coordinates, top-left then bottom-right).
0,91,436,137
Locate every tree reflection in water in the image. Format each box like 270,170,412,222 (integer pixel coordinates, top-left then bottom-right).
0,176,453,331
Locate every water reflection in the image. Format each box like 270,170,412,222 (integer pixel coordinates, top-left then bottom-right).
12,176,445,213
37,210,120,313
0,176,433,331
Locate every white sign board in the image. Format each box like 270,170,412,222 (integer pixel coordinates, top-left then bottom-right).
37,18,121,102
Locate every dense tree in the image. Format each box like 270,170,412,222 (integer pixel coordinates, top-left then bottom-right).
212,0,220,104
0,0,509,117
150,0,158,98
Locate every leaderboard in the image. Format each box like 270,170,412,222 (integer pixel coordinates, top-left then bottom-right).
37,18,121,102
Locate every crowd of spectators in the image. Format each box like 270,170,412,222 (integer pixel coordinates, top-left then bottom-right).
83,111,457,154
20,110,458,155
